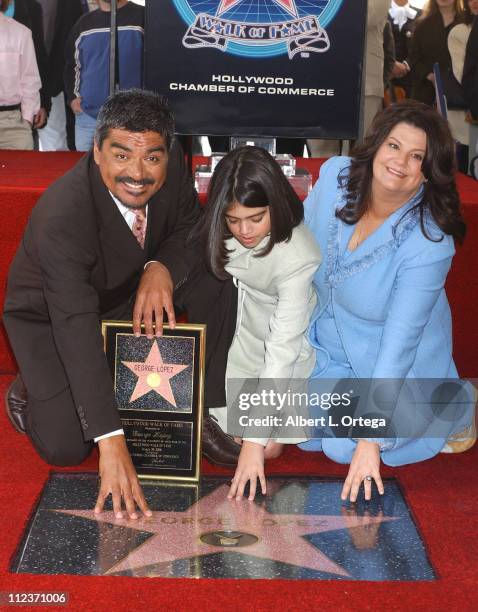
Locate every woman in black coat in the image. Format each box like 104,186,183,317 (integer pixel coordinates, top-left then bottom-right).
409,0,466,105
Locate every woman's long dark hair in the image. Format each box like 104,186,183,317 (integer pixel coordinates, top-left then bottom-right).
337,100,466,242
194,146,303,279
424,0,465,20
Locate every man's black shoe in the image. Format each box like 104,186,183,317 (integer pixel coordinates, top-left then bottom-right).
202,415,241,468
5,375,27,434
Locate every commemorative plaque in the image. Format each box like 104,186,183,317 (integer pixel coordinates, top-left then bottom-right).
102,322,206,482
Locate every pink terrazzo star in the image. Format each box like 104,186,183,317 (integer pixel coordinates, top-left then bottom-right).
58,485,397,577
121,341,188,407
217,0,299,19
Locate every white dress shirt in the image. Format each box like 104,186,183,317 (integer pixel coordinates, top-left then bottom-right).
389,1,418,31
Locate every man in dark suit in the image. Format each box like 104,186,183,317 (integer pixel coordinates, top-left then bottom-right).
3,89,239,518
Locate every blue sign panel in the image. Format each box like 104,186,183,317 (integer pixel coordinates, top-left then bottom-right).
144,1,367,138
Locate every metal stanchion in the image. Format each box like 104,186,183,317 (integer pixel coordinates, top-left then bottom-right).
109,0,118,95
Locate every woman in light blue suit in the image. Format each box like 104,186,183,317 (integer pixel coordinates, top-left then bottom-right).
301,100,475,501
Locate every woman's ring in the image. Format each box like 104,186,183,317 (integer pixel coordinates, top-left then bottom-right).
364,475,373,482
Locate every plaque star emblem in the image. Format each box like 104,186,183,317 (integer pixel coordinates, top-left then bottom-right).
217,0,299,19
121,341,188,408
57,485,397,577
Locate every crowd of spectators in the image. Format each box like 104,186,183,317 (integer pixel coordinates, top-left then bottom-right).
0,0,143,151
1,0,478,175
308,0,478,174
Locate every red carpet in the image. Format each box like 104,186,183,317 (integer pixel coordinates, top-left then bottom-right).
0,372,477,611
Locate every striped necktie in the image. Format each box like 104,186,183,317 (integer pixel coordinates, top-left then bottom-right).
132,208,147,249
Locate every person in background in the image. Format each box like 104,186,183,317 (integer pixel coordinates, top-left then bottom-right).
0,0,41,149
388,1,422,97
447,0,478,171
9,0,49,132
64,0,143,151
449,0,478,82
383,20,397,93
35,0,85,151
462,5,478,167
463,8,478,117
363,0,392,135
409,0,466,105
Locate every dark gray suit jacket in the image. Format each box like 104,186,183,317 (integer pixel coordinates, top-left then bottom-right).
3,141,200,440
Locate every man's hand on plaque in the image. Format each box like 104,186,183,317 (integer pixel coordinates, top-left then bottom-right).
95,435,152,519
228,441,267,501
133,261,176,338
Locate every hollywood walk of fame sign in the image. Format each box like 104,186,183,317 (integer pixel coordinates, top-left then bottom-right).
11,474,436,581
102,322,206,482
144,1,368,138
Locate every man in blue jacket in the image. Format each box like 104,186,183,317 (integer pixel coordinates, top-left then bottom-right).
64,0,143,151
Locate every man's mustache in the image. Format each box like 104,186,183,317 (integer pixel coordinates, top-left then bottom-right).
115,176,155,186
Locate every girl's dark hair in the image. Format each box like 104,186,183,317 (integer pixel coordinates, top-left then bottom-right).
337,100,466,243
196,146,303,279
1,0,11,11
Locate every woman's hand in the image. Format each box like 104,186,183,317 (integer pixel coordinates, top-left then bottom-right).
228,441,266,501
341,440,384,502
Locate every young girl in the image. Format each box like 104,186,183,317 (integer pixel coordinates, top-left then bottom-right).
198,146,322,501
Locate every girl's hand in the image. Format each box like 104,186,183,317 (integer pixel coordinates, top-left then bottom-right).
228,441,266,501
341,440,384,502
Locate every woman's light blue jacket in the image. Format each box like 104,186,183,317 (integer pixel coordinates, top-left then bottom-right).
305,156,458,380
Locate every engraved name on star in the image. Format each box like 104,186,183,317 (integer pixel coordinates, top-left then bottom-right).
217,0,299,19
121,341,188,408
57,485,397,577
